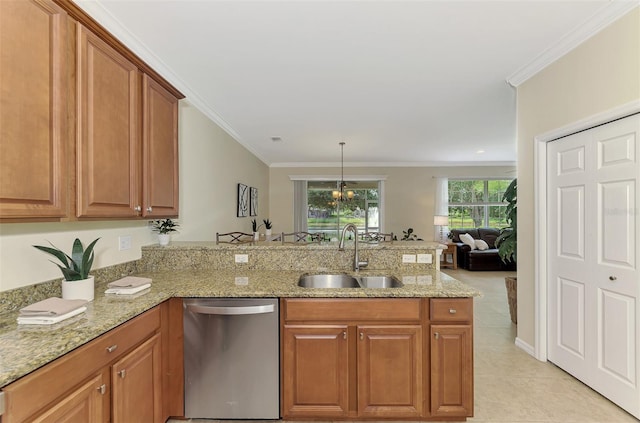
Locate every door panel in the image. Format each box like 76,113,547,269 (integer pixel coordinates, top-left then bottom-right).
548,113,640,418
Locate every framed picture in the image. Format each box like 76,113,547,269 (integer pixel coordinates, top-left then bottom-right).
237,183,249,217
250,187,258,216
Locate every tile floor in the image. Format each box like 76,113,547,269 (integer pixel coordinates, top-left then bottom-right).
170,269,637,423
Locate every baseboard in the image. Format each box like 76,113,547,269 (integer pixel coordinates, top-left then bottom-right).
515,337,536,357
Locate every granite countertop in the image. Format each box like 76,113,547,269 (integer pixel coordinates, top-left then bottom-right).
0,268,480,388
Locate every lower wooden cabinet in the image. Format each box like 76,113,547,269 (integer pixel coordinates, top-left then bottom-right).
282,325,349,417
31,372,107,423
280,299,424,419
358,325,423,418
1,301,184,423
112,333,162,423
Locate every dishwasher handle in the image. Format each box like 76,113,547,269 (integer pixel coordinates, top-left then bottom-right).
187,303,275,315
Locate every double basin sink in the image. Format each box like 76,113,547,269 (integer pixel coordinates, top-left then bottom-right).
298,273,403,289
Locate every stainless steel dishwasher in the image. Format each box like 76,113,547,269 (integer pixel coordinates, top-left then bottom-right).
183,298,279,419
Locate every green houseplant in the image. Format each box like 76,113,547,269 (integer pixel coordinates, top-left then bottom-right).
495,178,517,323
263,219,273,236
33,238,100,301
151,218,179,246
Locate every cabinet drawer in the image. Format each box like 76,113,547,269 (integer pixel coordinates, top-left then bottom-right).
283,298,422,322
2,306,160,423
430,298,472,322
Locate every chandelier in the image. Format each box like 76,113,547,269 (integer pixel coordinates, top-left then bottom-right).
332,142,354,202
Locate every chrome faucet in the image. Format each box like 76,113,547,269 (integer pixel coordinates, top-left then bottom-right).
339,223,368,271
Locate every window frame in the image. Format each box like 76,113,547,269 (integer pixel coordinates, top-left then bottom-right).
447,178,512,228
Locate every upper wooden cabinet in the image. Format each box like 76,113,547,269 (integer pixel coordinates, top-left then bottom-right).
0,0,183,221
142,75,179,217
0,0,68,219
76,24,141,218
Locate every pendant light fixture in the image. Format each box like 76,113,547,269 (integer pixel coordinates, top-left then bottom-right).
332,142,354,202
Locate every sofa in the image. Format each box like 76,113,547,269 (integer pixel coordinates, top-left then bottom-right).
449,228,516,271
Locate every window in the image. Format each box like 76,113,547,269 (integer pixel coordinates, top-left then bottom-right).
447,179,512,228
306,180,381,240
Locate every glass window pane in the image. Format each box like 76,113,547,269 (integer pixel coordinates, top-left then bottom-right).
487,180,510,203
488,205,508,228
448,206,485,228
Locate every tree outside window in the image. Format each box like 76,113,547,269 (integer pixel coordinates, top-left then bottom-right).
448,179,511,229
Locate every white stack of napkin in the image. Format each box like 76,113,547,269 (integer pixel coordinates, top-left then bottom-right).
18,297,87,325
105,276,152,295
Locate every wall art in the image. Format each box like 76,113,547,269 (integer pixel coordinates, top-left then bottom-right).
250,187,258,216
237,183,249,217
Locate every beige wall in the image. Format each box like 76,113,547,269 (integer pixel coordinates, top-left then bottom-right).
516,9,639,347
269,165,516,238
0,103,269,292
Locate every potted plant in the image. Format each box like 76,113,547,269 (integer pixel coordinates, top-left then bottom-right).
151,218,179,246
251,218,262,240
263,219,273,236
496,178,517,324
33,238,100,301
394,227,423,241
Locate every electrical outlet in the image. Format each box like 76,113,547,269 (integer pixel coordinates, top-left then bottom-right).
235,276,249,285
118,235,132,251
417,254,432,264
402,254,416,263
235,254,248,263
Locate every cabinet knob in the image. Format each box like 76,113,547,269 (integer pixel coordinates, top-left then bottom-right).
134,206,141,212
97,384,106,395
609,276,617,281
146,206,153,213
343,331,347,340
106,345,118,353
118,369,126,379
359,332,364,340
434,332,440,340
449,308,457,314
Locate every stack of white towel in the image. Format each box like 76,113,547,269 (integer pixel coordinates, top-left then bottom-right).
18,297,87,325
105,276,152,295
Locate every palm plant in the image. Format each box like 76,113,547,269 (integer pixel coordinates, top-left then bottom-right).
33,238,100,281
496,178,517,263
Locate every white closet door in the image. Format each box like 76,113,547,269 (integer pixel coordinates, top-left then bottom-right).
548,113,640,418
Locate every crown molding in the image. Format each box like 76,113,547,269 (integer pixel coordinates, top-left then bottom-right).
507,1,639,87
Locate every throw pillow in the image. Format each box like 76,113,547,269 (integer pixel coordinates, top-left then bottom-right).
459,233,476,249
475,239,489,250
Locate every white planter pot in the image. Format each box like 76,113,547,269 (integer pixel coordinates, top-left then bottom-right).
158,234,171,246
265,229,272,236
253,232,260,241
62,276,95,302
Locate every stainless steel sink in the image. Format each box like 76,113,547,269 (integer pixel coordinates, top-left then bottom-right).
297,274,403,288
297,274,360,288
357,275,403,288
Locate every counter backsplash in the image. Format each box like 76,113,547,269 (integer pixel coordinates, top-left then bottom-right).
1,241,443,314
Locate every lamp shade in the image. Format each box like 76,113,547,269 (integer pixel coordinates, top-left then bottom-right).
433,215,449,226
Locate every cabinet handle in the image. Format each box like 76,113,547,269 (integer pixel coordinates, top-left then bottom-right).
118,369,126,379
343,331,347,340
449,308,457,314
97,384,106,395
134,205,141,212
434,332,440,340
609,276,617,281
106,345,118,353
146,206,153,213
359,332,363,340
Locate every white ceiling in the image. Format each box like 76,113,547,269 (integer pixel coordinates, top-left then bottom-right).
78,0,631,167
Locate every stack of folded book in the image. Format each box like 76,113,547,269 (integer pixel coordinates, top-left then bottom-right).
105,276,152,295
17,297,87,325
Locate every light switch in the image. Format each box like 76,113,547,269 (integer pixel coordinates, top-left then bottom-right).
235,254,248,263
402,254,416,263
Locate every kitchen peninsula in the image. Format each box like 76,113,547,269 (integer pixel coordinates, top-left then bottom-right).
0,242,480,422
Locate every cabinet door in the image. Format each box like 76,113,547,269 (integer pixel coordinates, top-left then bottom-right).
111,333,162,423
430,324,473,417
282,325,349,418
357,325,423,418
76,24,140,218
31,373,106,423
0,0,67,219
142,74,179,217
